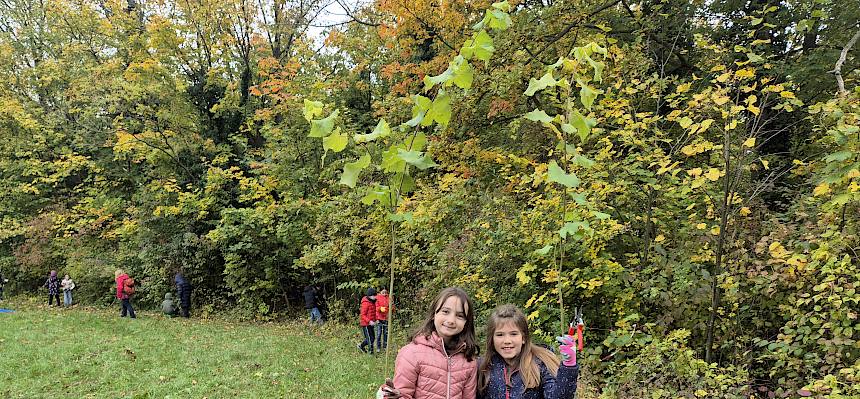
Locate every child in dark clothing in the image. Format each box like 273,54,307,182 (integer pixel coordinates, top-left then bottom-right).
358,288,377,354
45,271,60,306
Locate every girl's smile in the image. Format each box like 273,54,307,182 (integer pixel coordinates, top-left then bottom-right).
434,296,467,343
493,321,524,364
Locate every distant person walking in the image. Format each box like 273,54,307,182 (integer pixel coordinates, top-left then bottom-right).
45,271,61,306
304,285,323,324
61,274,75,306
115,269,136,318
357,288,377,354
174,272,191,318
375,288,391,351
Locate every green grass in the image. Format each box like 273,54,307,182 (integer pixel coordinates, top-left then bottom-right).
0,297,396,398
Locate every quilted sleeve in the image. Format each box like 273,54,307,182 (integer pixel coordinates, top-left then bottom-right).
393,345,420,399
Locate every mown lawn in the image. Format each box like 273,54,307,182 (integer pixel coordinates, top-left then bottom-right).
0,297,394,398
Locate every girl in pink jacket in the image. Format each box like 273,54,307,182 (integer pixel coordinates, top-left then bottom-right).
389,287,480,399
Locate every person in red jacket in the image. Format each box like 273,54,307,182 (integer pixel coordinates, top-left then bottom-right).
115,269,136,319
358,287,377,354
375,288,391,351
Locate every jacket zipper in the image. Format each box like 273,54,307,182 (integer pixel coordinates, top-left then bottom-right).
503,364,509,399
443,344,451,399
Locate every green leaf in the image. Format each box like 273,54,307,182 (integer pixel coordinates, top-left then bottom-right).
491,0,511,12
824,150,853,163
524,72,558,96
547,160,580,188
451,56,474,89
572,154,595,168
578,80,602,110
426,89,452,126
354,119,392,143
309,109,339,137
524,109,554,123
397,149,438,170
592,211,611,220
746,52,764,63
460,30,494,62
569,108,597,142
361,185,392,206
382,145,407,173
533,245,554,256
569,192,588,205
340,154,371,188
390,172,415,194
424,67,454,92
387,211,414,224
303,99,324,121
405,132,427,152
559,221,589,239
322,128,348,153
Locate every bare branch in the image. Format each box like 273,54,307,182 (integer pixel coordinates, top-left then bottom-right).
832,27,860,97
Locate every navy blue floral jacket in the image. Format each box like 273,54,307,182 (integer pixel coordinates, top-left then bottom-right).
477,354,579,399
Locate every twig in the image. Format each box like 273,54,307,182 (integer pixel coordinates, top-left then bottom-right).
832,27,860,97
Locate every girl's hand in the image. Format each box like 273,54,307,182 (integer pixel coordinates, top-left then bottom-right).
377,378,401,399
556,335,577,366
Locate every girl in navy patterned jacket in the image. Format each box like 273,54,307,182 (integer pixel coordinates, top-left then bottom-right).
477,304,579,399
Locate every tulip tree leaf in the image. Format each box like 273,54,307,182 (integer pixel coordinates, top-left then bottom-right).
303,99,324,121
524,72,558,96
397,149,438,170
547,160,580,188
322,127,348,153
309,109,339,137
340,153,371,188
524,109,554,123
355,119,391,143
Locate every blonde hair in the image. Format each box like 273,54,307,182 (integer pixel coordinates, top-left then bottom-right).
478,304,560,391
114,269,124,278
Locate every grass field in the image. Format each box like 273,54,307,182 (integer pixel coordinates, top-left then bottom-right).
0,297,395,398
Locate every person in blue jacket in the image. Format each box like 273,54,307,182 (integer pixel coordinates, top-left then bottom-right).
477,304,579,399
174,272,192,318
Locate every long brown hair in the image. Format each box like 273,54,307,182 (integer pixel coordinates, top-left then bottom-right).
478,304,560,392
409,287,479,361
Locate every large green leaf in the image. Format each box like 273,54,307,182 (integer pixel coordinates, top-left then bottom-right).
424,67,454,92
361,185,392,206
524,109,554,123
309,109,339,137
524,72,558,96
559,221,590,240
533,244,554,256
547,160,580,188
303,99,324,121
578,80,602,110
451,56,474,89
340,153,371,188
426,90,452,126
405,132,427,152
569,108,597,142
460,30,494,62
382,145,407,173
322,127,348,152
354,119,391,143
390,172,415,194
397,149,438,170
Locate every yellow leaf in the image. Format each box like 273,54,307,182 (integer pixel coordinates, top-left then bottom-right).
687,167,703,177
711,226,721,235
761,159,770,170
716,72,732,82
676,83,691,93
700,119,714,131
654,234,665,243
779,91,796,99
739,207,751,216
748,104,761,115
735,68,756,79
742,137,756,148
696,223,707,230
812,183,831,197
713,95,731,106
704,168,722,181
846,169,860,179
768,242,789,259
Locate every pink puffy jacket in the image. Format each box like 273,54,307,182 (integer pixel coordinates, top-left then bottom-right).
393,332,478,399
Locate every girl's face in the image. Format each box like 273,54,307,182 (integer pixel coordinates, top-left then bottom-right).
493,320,524,364
434,295,467,343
